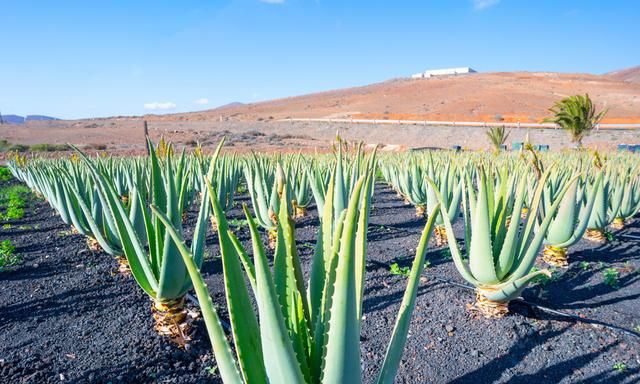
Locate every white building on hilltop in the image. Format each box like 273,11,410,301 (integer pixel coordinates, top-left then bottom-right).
411,67,477,79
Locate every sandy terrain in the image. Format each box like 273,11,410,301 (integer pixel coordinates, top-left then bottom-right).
160,70,640,124
2,119,639,157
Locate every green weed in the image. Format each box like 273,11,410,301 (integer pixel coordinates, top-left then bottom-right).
390,262,410,277
613,362,627,372
0,240,21,271
603,268,619,288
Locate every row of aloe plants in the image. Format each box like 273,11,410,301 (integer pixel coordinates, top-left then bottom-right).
379,150,640,317
6,143,640,380
7,138,446,382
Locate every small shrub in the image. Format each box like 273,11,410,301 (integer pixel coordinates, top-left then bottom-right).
9,144,29,152
30,143,69,152
84,143,107,151
580,261,591,271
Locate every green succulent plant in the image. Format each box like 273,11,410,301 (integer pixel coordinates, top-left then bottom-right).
430,164,578,317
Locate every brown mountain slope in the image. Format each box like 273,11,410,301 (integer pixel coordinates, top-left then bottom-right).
156,71,640,124
606,66,640,84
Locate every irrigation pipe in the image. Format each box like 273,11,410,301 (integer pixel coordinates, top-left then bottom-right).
427,275,640,339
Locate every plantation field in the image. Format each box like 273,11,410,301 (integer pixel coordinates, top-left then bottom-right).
1,172,638,383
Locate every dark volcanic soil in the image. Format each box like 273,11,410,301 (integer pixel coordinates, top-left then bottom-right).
1,178,639,383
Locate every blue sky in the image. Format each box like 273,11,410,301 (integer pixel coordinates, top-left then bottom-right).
1,0,638,119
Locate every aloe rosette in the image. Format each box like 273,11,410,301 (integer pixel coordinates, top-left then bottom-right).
541,172,603,267
584,170,613,243
74,138,219,344
425,161,463,246
608,165,640,230
430,165,578,317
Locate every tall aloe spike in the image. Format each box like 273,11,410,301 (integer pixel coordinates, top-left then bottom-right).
149,206,244,384
244,204,307,383
322,176,366,384
205,178,267,384
377,203,440,384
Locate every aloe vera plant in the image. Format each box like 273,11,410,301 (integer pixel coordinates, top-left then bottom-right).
608,164,640,230
425,161,462,246
74,138,220,344
584,169,613,243
243,154,284,247
430,164,578,317
288,156,313,218
397,157,429,217
541,172,603,267
154,144,443,383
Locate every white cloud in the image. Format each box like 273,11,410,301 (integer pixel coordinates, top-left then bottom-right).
194,98,209,105
259,0,285,4
144,101,176,111
472,0,500,10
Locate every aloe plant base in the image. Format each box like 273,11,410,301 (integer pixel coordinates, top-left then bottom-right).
152,297,193,347
294,205,306,218
86,237,101,252
585,228,607,243
611,217,625,230
433,225,447,247
542,245,569,268
267,229,278,249
467,289,509,319
115,255,131,275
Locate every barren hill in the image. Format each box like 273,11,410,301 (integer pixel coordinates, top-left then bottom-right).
606,66,640,84
155,71,640,124
2,69,640,154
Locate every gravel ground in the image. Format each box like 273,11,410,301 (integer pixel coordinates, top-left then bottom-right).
1,178,639,383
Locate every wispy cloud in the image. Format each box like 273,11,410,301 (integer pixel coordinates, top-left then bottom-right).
194,98,209,105
472,0,500,10
259,0,285,4
144,101,176,111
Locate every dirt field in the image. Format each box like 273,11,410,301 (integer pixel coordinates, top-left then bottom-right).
2,119,639,157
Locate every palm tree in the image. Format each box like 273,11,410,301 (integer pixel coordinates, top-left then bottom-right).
486,125,510,151
545,94,607,147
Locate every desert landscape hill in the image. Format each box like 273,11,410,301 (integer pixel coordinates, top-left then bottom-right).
1,68,640,154
156,69,640,125
606,66,640,84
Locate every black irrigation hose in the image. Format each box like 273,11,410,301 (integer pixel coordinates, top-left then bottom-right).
428,275,640,339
